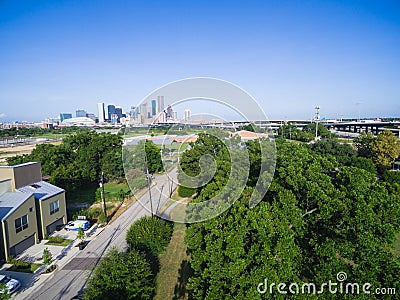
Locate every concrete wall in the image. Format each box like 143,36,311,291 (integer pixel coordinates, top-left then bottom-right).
0,179,12,196
0,168,14,190
3,194,38,258
12,163,42,189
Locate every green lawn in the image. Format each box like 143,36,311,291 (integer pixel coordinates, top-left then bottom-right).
45,238,73,247
7,262,42,273
104,182,131,194
154,222,190,300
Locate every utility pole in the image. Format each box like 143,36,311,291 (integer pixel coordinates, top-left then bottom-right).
100,172,107,224
144,154,154,217
167,174,172,198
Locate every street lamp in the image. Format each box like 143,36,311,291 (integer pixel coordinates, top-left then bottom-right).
314,106,320,140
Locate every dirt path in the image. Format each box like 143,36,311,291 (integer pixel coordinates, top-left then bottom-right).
0,141,61,165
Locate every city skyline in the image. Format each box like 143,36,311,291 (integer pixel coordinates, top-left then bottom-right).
1,1,399,122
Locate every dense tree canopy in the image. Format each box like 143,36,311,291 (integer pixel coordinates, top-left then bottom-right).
310,139,377,174
7,131,124,192
355,131,400,172
183,136,400,299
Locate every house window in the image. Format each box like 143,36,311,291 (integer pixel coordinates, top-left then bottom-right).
15,215,28,233
50,200,60,215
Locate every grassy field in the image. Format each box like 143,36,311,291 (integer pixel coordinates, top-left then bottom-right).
104,182,131,194
154,200,191,300
33,133,67,139
67,182,130,205
154,222,190,300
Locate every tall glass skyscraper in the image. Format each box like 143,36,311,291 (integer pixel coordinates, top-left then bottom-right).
108,105,116,121
151,100,157,116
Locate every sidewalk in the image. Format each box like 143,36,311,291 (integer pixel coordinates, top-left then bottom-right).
0,224,105,300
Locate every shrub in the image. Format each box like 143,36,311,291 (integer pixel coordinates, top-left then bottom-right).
126,216,173,257
43,247,52,265
177,185,196,198
83,248,154,300
77,228,85,243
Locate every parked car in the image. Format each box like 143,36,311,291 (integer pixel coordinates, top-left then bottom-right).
0,274,21,294
65,220,90,231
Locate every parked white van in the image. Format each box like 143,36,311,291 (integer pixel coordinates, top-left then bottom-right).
65,220,90,231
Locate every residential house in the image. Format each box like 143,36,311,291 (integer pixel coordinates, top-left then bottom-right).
0,162,67,259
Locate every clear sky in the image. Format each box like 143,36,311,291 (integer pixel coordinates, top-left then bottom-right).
0,0,399,122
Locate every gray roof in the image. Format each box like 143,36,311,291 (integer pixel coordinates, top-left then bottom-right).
17,180,64,201
0,192,34,221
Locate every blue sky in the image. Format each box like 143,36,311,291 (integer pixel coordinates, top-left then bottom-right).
0,0,399,122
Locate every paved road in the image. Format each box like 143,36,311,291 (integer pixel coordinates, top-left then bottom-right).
26,169,177,300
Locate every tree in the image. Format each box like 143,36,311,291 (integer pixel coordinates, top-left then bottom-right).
354,132,375,158
7,131,125,193
0,283,11,300
184,137,400,299
42,247,52,265
311,139,357,165
144,140,164,174
126,216,173,257
77,228,85,244
371,130,400,171
302,123,332,139
83,248,155,300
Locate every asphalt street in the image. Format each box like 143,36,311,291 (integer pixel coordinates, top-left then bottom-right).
26,168,177,300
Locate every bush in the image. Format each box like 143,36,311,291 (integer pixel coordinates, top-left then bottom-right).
383,170,400,185
7,257,30,268
177,185,196,198
83,248,155,300
126,216,173,257
43,247,52,265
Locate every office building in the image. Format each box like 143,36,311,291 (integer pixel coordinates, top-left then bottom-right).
151,100,157,116
184,109,191,121
166,105,173,119
157,96,165,114
97,103,105,123
115,106,123,119
140,103,147,117
107,105,116,121
59,113,72,122
86,113,97,122
76,110,87,118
